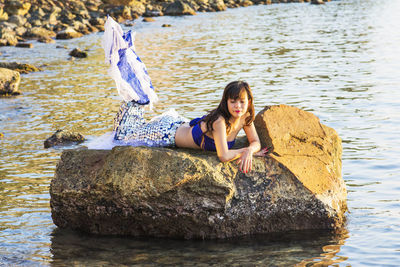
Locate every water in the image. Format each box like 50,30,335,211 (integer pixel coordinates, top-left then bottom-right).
1,0,400,265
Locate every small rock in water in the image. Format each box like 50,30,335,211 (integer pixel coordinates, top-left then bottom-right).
311,0,325,4
0,62,40,74
162,24,172,27
124,21,135,27
143,17,155,22
69,48,87,58
44,129,85,148
0,132,4,139
38,37,55,43
16,42,33,48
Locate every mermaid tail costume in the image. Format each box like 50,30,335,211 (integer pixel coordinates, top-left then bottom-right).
102,16,187,148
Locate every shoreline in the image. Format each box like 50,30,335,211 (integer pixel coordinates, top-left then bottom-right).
0,0,330,47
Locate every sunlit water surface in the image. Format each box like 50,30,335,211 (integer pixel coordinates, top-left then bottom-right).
1,0,400,265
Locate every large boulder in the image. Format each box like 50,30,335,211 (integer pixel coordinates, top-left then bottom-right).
0,67,21,95
50,105,347,239
254,105,345,213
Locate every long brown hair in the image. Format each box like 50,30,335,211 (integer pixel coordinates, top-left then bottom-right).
202,81,255,136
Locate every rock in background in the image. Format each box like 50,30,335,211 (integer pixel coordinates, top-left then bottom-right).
50,105,347,239
0,0,332,46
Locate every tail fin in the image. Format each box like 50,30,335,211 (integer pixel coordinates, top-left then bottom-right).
102,16,158,109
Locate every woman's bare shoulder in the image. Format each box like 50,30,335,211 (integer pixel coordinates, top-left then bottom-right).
213,116,226,126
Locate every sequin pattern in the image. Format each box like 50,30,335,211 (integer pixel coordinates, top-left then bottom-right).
114,101,187,147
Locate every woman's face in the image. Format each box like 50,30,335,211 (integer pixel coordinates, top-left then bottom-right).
227,92,249,119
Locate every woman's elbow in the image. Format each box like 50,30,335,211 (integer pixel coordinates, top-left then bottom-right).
218,154,230,162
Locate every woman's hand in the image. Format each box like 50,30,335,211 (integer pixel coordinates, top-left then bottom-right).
254,146,272,157
237,147,254,173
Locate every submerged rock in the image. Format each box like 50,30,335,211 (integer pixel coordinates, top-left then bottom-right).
142,17,155,22
50,105,347,239
0,62,41,74
0,67,21,95
16,42,33,48
44,130,85,148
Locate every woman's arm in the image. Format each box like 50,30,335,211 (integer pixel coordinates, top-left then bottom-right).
238,123,261,173
213,119,261,173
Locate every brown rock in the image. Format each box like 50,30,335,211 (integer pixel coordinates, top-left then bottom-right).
44,130,85,148
38,36,55,43
14,26,27,37
89,17,105,26
143,7,163,17
103,0,141,5
164,0,196,16
4,1,31,16
311,0,325,4
0,28,18,46
254,105,345,213
16,42,33,48
56,27,83,39
0,8,9,21
0,62,40,74
8,15,27,27
69,48,88,58
143,17,155,22
50,106,346,239
24,27,57,39
0,67,21,95
209,0,227,11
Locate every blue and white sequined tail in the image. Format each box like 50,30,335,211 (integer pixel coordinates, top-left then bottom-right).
102,16,158,108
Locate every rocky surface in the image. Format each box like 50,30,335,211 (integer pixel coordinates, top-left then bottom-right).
0,0,332,47
0,67,20,95
0,62,40,74
44,129,85,148
254,104,345,214
50,105,347,239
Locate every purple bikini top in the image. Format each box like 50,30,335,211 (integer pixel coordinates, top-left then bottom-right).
189,116,235,152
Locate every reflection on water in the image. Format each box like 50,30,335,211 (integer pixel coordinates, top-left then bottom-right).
1,0,400,265
49,229,349,266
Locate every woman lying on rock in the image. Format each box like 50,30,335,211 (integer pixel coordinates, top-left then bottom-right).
89,17,269,173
